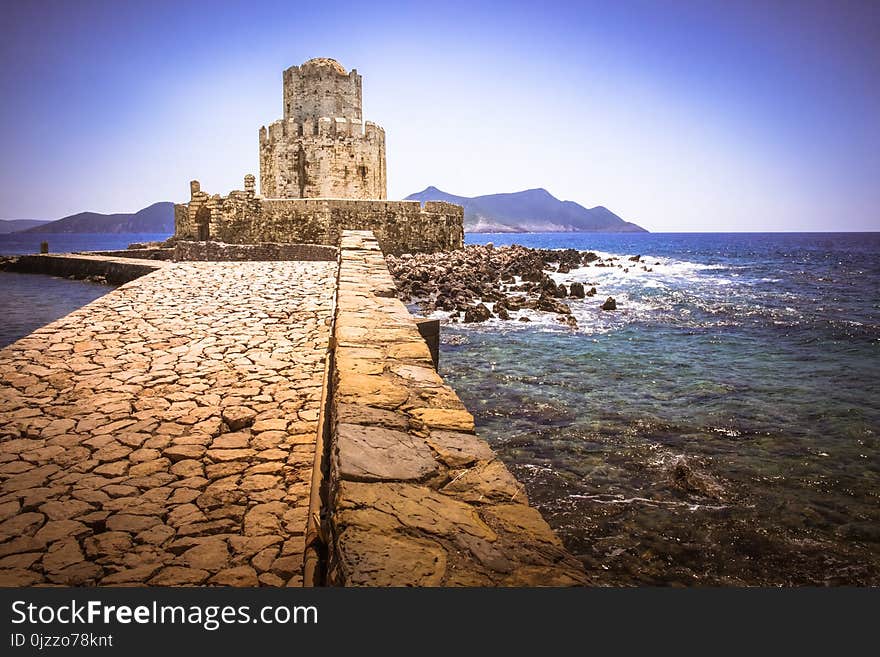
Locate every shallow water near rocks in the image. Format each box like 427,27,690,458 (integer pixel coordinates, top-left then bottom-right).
0,233,166,347
438,232,880,585
0,272,114,347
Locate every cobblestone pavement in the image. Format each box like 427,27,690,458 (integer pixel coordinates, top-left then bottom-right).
0,261,336,586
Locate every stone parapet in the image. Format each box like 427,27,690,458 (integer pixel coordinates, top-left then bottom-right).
86,248,175,261
325,231,587,586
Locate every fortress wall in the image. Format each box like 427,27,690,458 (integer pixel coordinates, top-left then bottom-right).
259,118,386,199
177,185,463,256
324,231,587,586
326,199,462,254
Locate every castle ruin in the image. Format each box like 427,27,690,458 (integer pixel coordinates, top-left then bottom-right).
174,58,463,255
261,58,386,199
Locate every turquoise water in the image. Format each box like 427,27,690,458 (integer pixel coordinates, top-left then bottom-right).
440,233,880,585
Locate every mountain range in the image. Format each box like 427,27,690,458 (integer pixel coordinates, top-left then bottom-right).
0,219,50,234
17,202,175,234
405,187,646,233
1,189,645,235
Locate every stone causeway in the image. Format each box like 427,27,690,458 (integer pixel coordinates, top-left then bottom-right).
0,232,586,586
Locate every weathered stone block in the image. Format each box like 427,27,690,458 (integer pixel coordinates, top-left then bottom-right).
335,423,438,482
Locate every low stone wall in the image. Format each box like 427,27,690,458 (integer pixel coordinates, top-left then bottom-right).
324,231,586,586
173,241,338,262
174,184,464,256
0,254,164,284
85,248,175,261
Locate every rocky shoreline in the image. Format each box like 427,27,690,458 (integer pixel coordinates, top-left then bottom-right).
387,244,654,329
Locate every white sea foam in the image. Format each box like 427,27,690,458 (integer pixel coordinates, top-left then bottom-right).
412,250,744,335
567,493,730,512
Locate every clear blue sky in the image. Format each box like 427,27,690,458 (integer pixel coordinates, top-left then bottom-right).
1,0,878,231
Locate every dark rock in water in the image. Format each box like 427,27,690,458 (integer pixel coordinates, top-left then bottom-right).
586,286,597,297
836,522,880,543
539,277,557,294
518,316,531,322
537,294,571,315
601,296,617,311
557,264,570,274
0,256,20,271
385,244,625,325
463,303,492,323
667,456,725,499
557,314,578,329
628,254,641,262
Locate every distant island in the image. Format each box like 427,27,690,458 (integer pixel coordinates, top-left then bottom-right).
405,187,647,233
0,219,50,234
5,202,175,235
2,189,645,236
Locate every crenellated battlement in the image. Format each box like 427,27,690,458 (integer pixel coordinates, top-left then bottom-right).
260,117,385,145
282,58,362,123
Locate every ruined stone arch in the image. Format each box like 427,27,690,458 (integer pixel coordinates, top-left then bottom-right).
195,205,211,241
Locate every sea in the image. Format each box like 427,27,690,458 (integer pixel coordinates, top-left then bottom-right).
1,231,878,585
0,233,168,345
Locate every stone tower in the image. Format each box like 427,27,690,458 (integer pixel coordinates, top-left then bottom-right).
259,58,387,200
